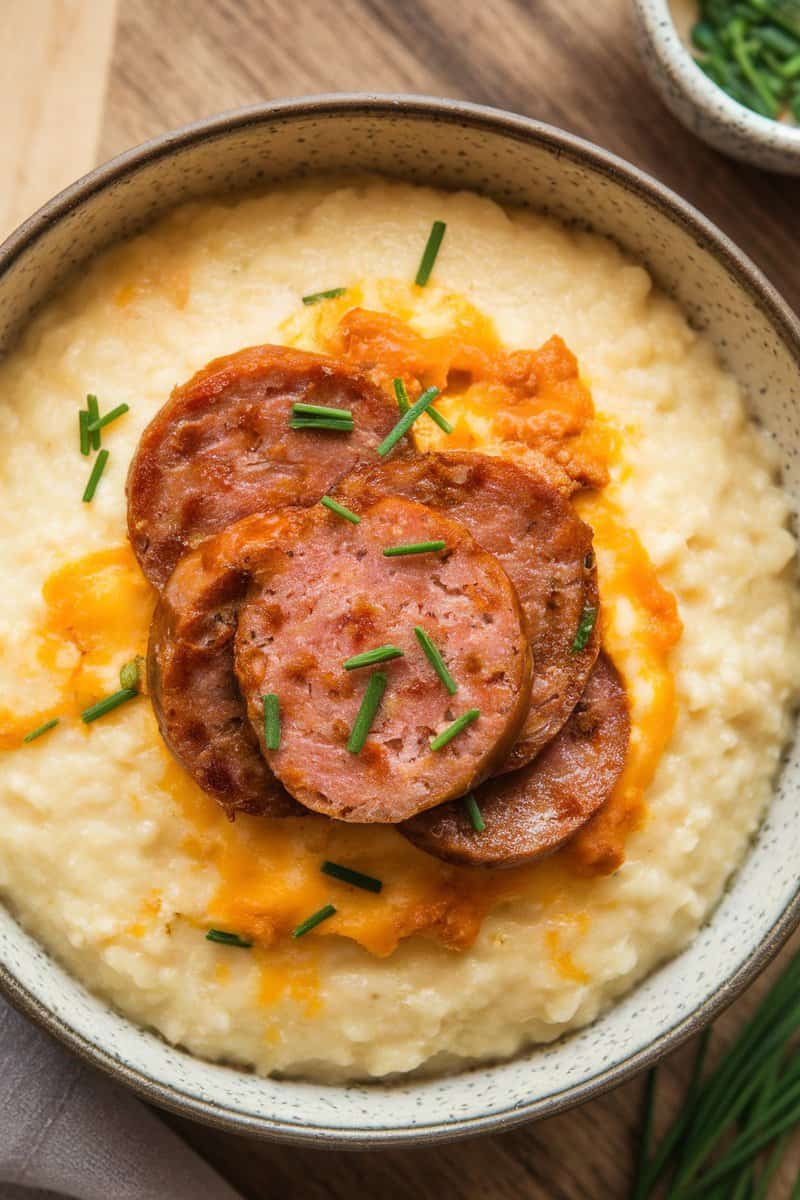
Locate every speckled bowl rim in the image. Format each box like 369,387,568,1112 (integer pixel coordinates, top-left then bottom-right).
1,93,800,1147
635,0,800,153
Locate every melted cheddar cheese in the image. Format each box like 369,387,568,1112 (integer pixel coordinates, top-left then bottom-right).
8,285,683,974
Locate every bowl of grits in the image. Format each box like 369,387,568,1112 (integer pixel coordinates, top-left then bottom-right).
0,95,798,1145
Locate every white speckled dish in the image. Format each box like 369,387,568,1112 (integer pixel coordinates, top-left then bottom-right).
1,95,799,1146
633,0,800,174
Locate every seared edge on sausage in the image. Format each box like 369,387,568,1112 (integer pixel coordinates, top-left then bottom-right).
401,653,629,867
148,510,308,818
335,451,600,772
234,496,533,823
128,344,404,589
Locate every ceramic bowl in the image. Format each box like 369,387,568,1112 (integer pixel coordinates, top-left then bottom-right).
1,95,799,1146
633,0,800,174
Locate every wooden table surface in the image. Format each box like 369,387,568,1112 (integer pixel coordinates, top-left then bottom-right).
4,2,800,1196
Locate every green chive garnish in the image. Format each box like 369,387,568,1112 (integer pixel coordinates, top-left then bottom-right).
394,377,411,414
463,793,485,833
87,403,130,434
86,394,101,450
320,496,361,524
302,288,347,306
119,656,143,691
347,671,388,754
81,687,138,724
79,409,90,456
321,860,382,894
22,718,59,744
343,645,404,671
263,693,281,751
414,626,457,695
392,377,453,435
376,386,440,457
415,220,446,287
291,904,337,938
206,929,253,948
430,708,479,751
292,402,353,420
570,605,598,654
289,418,354,432
383,540,447,557
82,449,110,503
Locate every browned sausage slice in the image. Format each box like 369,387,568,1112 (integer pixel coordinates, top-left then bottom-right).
148,510,308,818
234,496,533,823
335,451,600,772
401,653,629,866
128,345,403,589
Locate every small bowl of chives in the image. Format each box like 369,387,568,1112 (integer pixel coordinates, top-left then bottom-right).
633,0,800,174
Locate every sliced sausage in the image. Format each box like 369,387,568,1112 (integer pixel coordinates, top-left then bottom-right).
335,451,600,772
128,344,403,589
234,495,532,823
401,653,629,867
148,510,308,818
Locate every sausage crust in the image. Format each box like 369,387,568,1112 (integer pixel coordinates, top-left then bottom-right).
234,496,533,823
335,452,600,771
128,344,403,589
401,653,629,867
148,510,307,818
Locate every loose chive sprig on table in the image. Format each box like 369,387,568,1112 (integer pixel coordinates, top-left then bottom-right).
691,0,800,122
630,943,800,1198
392,377,453,435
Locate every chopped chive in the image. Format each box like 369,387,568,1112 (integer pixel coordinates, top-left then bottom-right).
263,693,281,751
206,928,253,948
81,687,138,724
415,220,446,286
377,386,440,457
291,903,336,938
86,394,101,450
78,409,90,456
119,656,143,691
320,495,361,524
430,708,479,751
570,605,598,654
343,645,404,670
347,671,388,753
22,717,59,744
394,377,411,414
391,377,453,435
86,403,130,433
463,793,485,833
206,926,253,945
82,449,110,503
414,625,458,695
292,402,354,420
302,287,347,305
383,540,447,557
289,418,354,432
321,860,383,894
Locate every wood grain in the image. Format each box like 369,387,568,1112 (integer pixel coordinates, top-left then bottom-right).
7,0,800,1195
0,0,117,241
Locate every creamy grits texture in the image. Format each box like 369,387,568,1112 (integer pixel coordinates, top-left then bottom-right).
0,178,797,1081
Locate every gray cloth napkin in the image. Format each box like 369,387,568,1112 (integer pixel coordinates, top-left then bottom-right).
0,999,243,1200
